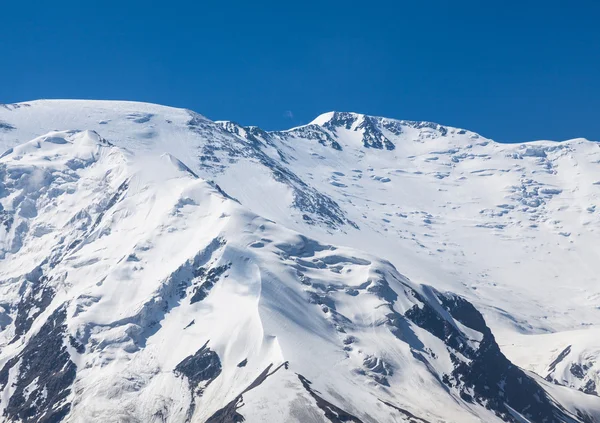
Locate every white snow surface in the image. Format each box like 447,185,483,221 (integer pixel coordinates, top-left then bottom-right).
0,100,599,422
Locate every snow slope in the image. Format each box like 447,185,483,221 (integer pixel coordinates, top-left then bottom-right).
0,100,599,422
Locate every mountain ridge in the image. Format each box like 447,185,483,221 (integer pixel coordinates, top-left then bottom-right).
3,99,596,145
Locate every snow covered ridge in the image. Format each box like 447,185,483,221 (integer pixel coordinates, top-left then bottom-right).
0,100,599,422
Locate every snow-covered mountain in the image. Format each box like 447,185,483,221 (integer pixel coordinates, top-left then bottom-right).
0,100,599,422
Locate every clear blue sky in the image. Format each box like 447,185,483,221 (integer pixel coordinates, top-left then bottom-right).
3,1,599,142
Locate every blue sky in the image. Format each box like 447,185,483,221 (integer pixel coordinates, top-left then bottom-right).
2,1,599,142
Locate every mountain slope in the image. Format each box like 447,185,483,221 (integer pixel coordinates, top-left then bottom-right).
4,100,598,335
0,101,599,422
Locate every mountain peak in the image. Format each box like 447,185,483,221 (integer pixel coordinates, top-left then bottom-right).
309,111,361,126
308,111,366,129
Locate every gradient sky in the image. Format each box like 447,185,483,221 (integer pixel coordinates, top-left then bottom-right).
3,0,599,142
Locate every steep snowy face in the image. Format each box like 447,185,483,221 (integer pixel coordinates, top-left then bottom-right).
0,102,354,229
0,101,599,422
220,109,600,330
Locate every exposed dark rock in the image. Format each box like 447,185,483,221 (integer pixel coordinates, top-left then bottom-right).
571,363,589,380
0,304,11,330
582,379,598,396
190,263,231,304
297,374,363,423
174,342,222,391
438,295,489,335
205,396,245,423
208,181,240,203
175,341,223,420
319,112,396,150
323,112,358,131
580,379,598,395
0,121,15,131
0,305,76,423
90,179,129,232
385,309,425,352
366,275,398,303
206,362,288,423
271,124,343,151
12,275,55,341
577,410,596,423
343,336,357,345
381,120,403,136
69,334,85,354
356,116,395,150
379,399,432,423
0,209,13,231
405,301,468,353
405,291,581,423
